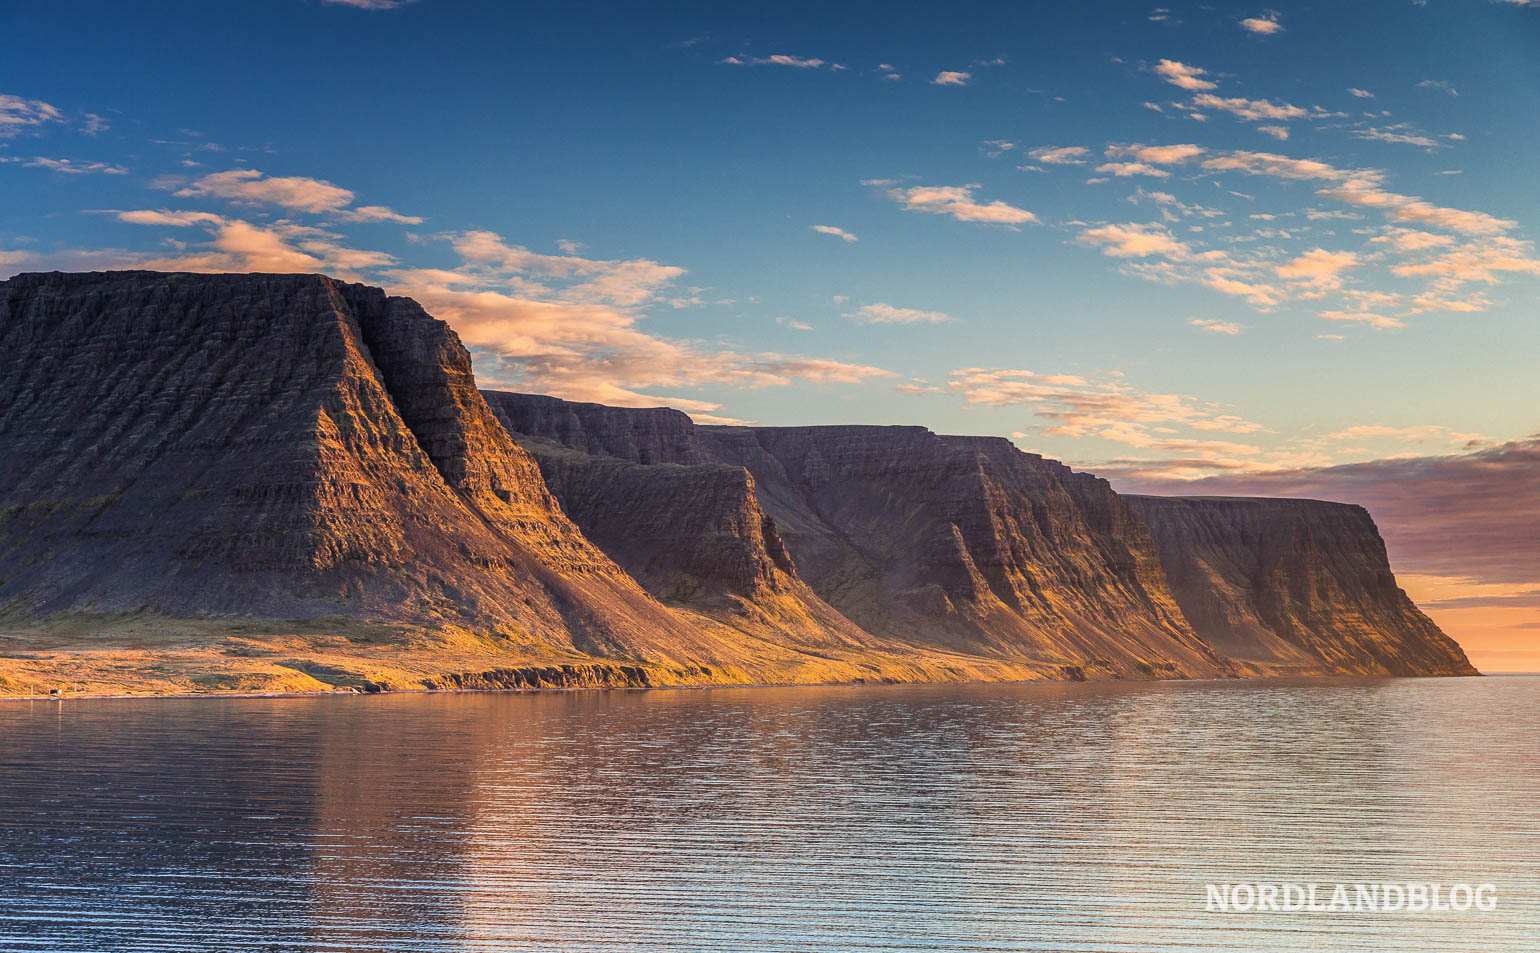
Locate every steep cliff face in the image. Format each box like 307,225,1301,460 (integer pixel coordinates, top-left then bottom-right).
1126,496,1478,676
0,271,715,663
486,392,1230,679
698,426,1226,677
482,392,880,653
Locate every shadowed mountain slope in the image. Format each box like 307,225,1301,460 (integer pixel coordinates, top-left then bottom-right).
0,271,729,667
1126,496,1477,676
485,392,1231,680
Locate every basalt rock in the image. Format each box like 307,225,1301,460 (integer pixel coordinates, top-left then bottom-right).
485,393,1231,679
1126,496,1478,676
483,393,885,653
0,271,716,663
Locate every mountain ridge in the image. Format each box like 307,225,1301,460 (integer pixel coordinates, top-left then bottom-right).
0,272,1476,694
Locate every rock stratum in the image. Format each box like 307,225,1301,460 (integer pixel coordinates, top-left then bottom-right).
1126,496,1477,676
0,271,1474,695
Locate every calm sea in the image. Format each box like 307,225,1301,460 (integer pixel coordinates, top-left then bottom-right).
2,677,1536,952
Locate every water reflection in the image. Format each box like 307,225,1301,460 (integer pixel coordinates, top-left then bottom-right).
1,678,1537,951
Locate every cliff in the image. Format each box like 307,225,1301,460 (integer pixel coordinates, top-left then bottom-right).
0,271,729,665
1126,496,1478,676
486,392,1231,680
481,393,901,657
0,272,1474,695
0,272,1058,692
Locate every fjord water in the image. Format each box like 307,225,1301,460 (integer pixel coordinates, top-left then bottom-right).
2,678,1536,952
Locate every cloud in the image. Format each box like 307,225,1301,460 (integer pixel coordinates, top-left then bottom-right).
1417,79,1459,96
1351,126,1442,148
1154,59,1217,91
337,205,424,224
112,209,226,226
720,54,827,68
1240,14,1283,33
811,224,858,242
22,157,127,175
1095,161,1171,177
1028,146,1090,165
1317,177,1517,235
1077,222,1190,258
1276,247,1360,286
1257,125,1289,140
882,183,1037,226
368,231,896,411
1201,150,1355,180
847,302,955,324
323,0,416,8
174,169,355,213
947,367,1265,452
931,71,972,86
1107,143,1206,164
1348,87,1375,98
1190,318,1246,335
0,94,62,137
1190,93,1307,121
1319,309,1406,330
113,214,394,277
1388,236,1540,286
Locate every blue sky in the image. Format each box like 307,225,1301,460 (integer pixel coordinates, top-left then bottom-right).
3,0,1537,472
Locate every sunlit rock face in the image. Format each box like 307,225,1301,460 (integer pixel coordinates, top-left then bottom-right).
1126,496,1479,676
0,270,709,661
486,392,1231,680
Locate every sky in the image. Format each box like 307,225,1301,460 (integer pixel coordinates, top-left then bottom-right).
2,0,1537,668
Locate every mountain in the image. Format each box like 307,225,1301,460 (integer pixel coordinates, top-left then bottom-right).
0,272,1474,694
486,392,1231,680
1126,496,1478,676
0,272,1046,692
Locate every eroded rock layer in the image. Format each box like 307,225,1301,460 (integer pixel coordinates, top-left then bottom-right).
482,393,885,655
1126,496,1477,676
485,392,1231,679
0,271,715,663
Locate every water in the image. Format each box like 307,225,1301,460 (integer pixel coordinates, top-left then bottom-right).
1,677,1536,952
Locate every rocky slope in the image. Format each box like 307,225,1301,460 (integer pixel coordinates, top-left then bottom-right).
482,393,908,658
0,271,744,672
0,272,1064,692
1126,496,1478,676
486,392,1231,679
0,272,1474,694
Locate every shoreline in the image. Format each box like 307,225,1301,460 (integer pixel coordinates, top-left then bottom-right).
0,669,1499,703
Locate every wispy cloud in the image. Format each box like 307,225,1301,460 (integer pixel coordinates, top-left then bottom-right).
168,168,421,223
1028,145,1090,165
1239,14,1283,33
323,0,417,9
1190,318,1246,335
811,224,858,242
949,367,1265,454
931,71,971,86
847,303,954,324
0,93,62,137
22,157,127,175
880,183,1037,226
1190,93,1307,122
720,53,827,69
1154,59,1217,91
1078,222,1190,258
1417,79,1459,96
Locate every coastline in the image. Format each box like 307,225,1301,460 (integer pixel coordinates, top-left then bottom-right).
1,668,1495,703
